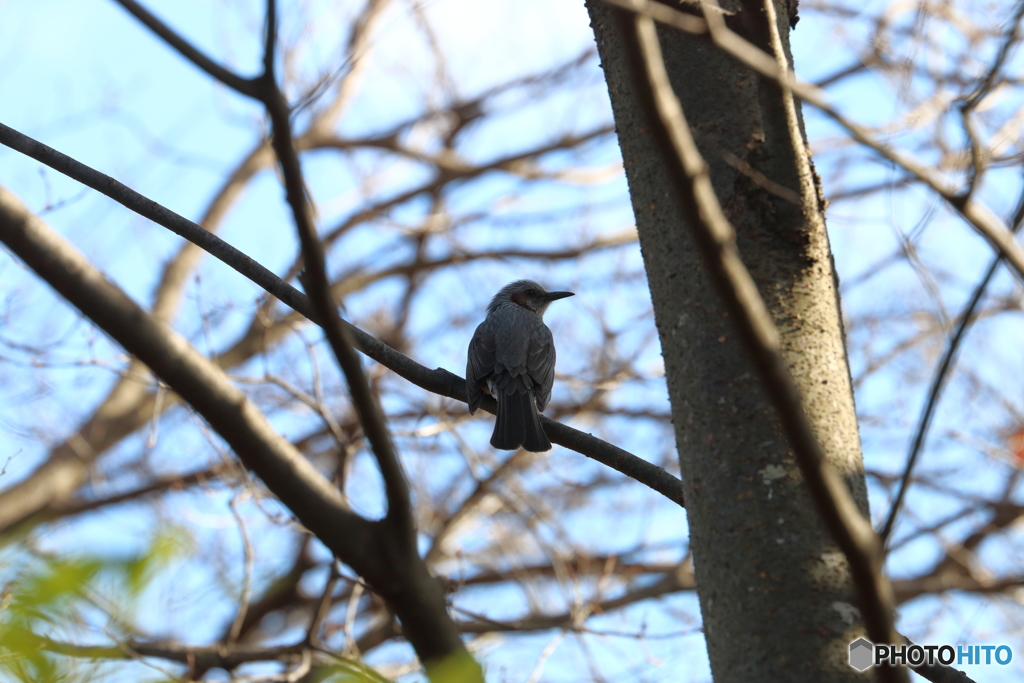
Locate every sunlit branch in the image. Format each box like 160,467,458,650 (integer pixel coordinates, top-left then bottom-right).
959,0,1024,199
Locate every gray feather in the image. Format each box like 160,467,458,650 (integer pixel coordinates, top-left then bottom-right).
466,280,572,452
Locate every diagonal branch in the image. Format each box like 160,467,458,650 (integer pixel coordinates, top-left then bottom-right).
880,189,1024,543
112,0,259,98
0,188,475,675
958,0,1024,199
0,122,684,510
0,186,373,568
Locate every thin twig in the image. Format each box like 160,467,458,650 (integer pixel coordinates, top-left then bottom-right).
425,451,529,563
880,188,1024,543
961,2,1024,111
307,562,341,648
342,579,365,657
959,0,1024,199
112,0,259,97
228,493,256,645
525,631,565,683
45,465,226,518
760,0,816,212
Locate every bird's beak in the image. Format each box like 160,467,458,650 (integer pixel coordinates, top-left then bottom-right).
544,291,575,302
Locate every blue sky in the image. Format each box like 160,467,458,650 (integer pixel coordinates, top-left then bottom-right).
2,0,1024,681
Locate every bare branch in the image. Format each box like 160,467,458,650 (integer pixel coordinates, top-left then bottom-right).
960,1,1024,112
35,632,307,669
0,188,372,554
959,1,1024,199
263,0,277,79
253,43,415,544
249,8,474,663
47,465,227,519
0,187,480,675
454,563,693,633
112,0,259,98
880,193,1024,543
228,494,257,645
0,122,684,510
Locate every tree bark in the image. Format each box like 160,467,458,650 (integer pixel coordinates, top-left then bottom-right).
586,1,871,680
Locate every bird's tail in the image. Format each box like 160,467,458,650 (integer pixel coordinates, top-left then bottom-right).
491,390,551,452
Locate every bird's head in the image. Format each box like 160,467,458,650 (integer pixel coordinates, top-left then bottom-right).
488,280,574,318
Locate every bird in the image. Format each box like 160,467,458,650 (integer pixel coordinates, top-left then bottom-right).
466,280,574,452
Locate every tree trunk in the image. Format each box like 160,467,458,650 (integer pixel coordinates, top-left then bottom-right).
585,1,872,680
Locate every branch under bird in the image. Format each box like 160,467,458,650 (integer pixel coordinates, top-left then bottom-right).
466,279,574,452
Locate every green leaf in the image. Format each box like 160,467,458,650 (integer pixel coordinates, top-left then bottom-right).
9,558,101,618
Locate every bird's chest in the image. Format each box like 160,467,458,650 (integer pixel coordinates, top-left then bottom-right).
483,307,548,368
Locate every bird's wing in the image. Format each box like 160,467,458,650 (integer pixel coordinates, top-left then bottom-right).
526,326,556,412
466,327,496,414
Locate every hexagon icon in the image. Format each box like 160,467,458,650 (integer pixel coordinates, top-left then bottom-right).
849,638,874,671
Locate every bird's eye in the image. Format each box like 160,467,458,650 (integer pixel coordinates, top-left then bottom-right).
526,289,536,295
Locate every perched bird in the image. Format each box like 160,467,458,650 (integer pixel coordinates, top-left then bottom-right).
466,280,574,452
